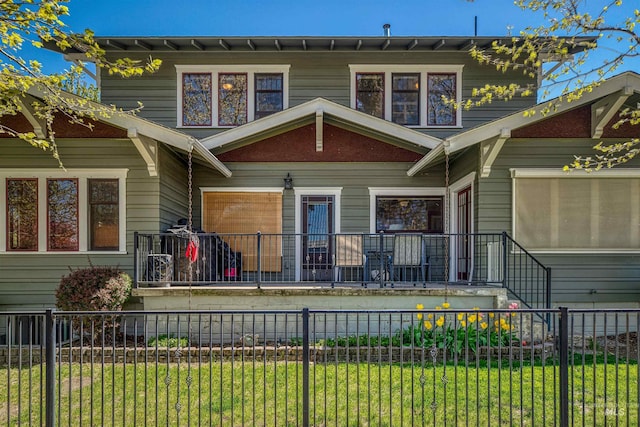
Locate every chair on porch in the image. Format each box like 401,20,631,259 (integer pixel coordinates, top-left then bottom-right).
391,234,429,286
333,234,366,286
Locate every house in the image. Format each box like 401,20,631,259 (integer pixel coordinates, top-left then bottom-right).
1,34,638,316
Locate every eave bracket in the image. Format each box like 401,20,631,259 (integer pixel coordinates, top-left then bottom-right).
128,128,158,176
591,86,634,139
480,128,510,178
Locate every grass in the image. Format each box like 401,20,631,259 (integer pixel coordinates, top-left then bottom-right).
1,353,637,426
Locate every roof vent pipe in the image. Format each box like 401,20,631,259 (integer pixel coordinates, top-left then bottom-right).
383,23,391,37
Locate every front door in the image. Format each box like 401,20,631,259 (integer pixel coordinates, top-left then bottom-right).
456,186,472,281
301,195,334,281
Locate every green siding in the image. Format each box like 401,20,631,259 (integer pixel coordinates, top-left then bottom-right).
0,139,161,308
479,138,640,306
192,161,445,233
158,145,189,230
100,50,536,140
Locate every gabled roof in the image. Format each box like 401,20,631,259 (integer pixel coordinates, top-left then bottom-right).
408,72,640,176
201,97,442,152
26,86,231,177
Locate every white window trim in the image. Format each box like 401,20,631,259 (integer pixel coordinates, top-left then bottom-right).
368,187,446,233
0,169,128,254
448,172,476,281
176,65,290,128
349,64,464,129
294,187,343,281
510,168,640,253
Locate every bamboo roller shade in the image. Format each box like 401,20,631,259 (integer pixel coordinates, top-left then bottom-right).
202,192,282,272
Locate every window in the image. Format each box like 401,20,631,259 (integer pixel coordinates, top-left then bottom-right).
1,170,127,253
89,179,119,251
47,178,79,251
392,73,420,125
255,74,284,119
202,189,283,272
356,73,384,118
176,65,290,127
350,65,463,127
182,73,212,126
369,188,446,233
6,179,38,251
512,169,640,251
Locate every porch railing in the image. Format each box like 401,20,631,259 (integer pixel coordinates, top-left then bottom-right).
133,232,550,308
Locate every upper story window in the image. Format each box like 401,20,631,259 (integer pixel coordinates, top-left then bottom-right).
176,65,290,128
350,65,463,128
1,170,127,253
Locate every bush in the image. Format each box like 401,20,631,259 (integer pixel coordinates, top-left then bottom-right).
56,265,132,311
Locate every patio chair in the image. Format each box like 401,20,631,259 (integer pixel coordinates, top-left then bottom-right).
333,234,366,287
391,234,429,286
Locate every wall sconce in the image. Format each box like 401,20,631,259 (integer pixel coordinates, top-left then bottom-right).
284,173,293,189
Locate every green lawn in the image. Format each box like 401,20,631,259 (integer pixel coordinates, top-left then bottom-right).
2,355,637,426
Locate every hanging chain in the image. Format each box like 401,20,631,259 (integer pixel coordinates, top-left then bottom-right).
443,150,450,298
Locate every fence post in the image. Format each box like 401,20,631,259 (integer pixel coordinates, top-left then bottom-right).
379,232,385,288
256,232,262,288
559,306,569,427
546,267,552,327
302,308,310,427
45,309,56,427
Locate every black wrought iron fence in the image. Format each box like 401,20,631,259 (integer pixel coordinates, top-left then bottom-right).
1,308,638,426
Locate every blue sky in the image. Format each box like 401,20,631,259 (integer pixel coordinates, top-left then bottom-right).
31,0,640,93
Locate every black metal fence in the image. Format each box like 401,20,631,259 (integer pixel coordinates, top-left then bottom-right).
3,308,636,426
134,232,550,308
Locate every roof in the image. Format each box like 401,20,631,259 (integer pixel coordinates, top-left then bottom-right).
408,71,640,176
50,36,596,54
26,86,231,177
200,97,442,152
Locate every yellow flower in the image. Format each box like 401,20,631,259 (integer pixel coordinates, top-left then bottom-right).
442,302,450,309
472,307,480,311
435,306,442,310
436,316,445,327
489,313,495,318
457,313,464,321
427,313,433,320
424,320,433,330
417,313,423,320
511,312,517,317
480,322,488,330
416,303,424,310
468,314,477,323
494,320,499,327
460,320,467,327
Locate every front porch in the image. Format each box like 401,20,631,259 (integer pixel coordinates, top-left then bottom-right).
133,232,550,311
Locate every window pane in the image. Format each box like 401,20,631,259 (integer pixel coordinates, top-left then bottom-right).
7,179,38,251
255,73,283,119
182,73,212,126
376,197,443,233
89,179,119,251
47,179,78,251
392,73,419,125
427,73,456,126
219,73,247,126
356,73,384,118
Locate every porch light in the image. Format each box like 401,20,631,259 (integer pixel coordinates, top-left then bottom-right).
284,173,293,189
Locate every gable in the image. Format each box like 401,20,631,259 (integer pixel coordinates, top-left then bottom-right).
216,123,424,162
512,104,640,139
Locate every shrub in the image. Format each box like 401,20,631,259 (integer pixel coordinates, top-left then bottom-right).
56,265,132,312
